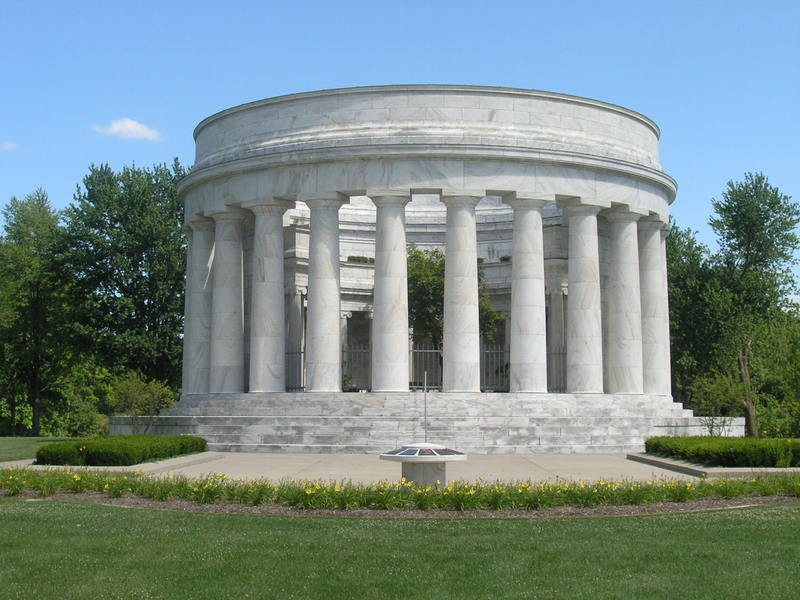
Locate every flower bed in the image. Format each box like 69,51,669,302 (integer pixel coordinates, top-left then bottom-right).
645,436,800,468
2,468,799,510
35,435,207,466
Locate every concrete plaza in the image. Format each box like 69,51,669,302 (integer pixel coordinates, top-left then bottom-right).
4,451,694,483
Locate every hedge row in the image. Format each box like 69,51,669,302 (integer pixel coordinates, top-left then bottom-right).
645,436,800,468
35,435,207,466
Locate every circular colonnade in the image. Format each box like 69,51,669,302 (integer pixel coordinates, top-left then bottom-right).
179,85,675,400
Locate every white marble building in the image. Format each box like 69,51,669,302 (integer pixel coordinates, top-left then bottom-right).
156,85,742,453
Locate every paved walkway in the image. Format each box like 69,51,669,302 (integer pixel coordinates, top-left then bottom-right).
3,452,695,483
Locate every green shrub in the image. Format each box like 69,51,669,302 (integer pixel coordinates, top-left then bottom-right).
347,255,374,264
35,441,86,466
645,436,800,467
35,435,206,466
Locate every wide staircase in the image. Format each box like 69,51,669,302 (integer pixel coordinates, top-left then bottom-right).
109,392,743,454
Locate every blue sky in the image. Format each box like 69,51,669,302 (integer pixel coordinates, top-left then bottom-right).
2,0,798,252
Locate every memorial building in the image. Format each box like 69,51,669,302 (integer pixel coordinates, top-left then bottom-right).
129,85,743,452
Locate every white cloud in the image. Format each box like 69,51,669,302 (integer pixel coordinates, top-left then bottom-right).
1,142,18,151
92,117,161,141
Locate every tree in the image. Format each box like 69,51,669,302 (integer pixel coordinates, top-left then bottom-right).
710,173,799,437
58,160,187,389
108,370,175,434
406,245,505,345
667,223,721,404
0,190,71,435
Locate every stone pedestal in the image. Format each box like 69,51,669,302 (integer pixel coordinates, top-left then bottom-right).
441,195,481,392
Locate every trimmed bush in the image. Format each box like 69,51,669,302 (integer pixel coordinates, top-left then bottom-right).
35,435,207,466
645,436,800,467
35,441,86,466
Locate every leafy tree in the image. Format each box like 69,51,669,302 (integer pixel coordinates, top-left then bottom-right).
59,160,187,389
406,245,505,345
108,370,175,434
709,173,800,437
667,223,721,404
0,190,71,435
669,174,800,437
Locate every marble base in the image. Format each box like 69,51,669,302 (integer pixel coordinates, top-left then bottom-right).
109,392,744,454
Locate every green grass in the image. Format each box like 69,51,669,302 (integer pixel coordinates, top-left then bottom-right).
0,437,75,462
1,498,799,599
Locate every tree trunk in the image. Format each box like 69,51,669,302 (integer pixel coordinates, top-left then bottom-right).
739,341,759,438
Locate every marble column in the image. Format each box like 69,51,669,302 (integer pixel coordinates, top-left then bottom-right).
564,204,604,393
285,285,306,390
604,209,643,393
209,211,246,393
340,311,352,351
639,218,671,395
248,202,290,392
371,194,411,392
441,195,481,392
182,219,214,394
305,197,346,392
507,197,548,392
660,227,672,395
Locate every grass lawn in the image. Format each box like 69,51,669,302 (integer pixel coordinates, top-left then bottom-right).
0,437,75,462
1,498,799,599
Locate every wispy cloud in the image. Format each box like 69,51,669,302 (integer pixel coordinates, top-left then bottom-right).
92,117,161,141
1,142,18,151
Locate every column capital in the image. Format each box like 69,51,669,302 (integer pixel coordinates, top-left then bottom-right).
500,191,549,210
638,215,669,230
304,197,347,211
602,206,643,223
369,193,410,208
562,203,602,218
340,311,353,320
208,208,248,222
188,217,214,232
440,194,482,208
244,199,293,216
298,191,349,210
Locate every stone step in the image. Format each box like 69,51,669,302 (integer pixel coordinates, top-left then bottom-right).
207,443,648,455
108,392,744,454
170,393,691,419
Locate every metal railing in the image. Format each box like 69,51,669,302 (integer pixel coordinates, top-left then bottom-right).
409,343,443,390
547,345,566,393
284,343,565,392
285,351,305,391
342,344,370,391
481,344,509,392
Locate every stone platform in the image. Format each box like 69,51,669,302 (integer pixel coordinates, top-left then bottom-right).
109,393,744,454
